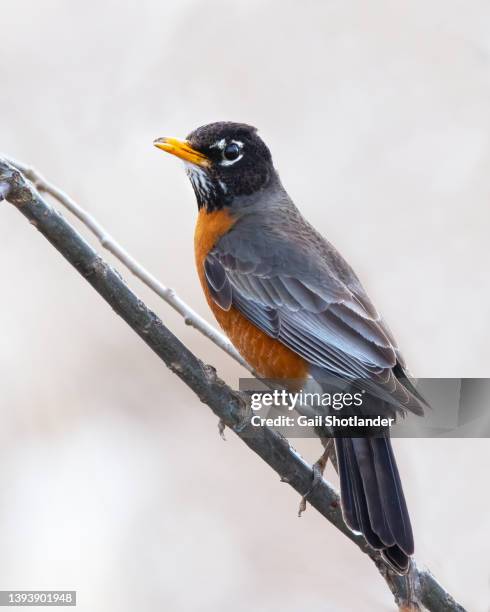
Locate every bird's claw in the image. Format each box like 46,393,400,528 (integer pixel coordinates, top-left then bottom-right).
298,441,334,516
298,460,326,516
218,418,227,440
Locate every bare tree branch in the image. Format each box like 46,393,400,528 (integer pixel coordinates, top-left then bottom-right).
0,158,467,612
1,155,249,371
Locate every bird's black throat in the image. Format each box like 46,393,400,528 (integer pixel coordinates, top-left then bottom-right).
185,164,231,212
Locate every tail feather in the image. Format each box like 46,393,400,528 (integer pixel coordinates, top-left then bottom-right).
344,439,385,551
335,435,413,574
351,438,396,547
336,437,361,532
371,436,413,555
383,545,411,574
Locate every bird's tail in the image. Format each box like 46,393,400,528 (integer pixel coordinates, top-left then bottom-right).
335,435,414,574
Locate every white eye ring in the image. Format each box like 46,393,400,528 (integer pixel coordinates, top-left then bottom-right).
220,140,243,166
209,139,244,165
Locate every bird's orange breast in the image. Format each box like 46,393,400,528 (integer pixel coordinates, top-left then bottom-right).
194,208,308,381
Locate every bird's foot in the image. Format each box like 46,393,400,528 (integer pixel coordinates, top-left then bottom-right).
218,418,227,441
298,439,334,516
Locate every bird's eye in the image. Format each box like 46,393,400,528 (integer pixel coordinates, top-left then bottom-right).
223,143,241,161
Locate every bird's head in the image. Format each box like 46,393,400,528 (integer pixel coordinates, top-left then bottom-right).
154,122,275,212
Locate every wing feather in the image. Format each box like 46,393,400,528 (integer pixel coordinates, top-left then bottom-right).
205,228,425,415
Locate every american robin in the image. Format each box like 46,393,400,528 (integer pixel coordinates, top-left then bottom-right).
154,122,426,574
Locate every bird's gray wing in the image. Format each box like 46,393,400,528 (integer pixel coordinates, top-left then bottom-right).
205,223,424,415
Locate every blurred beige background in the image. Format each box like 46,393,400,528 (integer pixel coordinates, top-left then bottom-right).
1,1,489,610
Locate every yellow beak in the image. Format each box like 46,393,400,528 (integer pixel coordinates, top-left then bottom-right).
153,137,209,167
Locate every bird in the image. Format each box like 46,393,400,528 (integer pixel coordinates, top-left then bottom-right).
154,121,426,574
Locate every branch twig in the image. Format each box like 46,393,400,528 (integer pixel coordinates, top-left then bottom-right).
0,158,467,612
1,155,249,371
